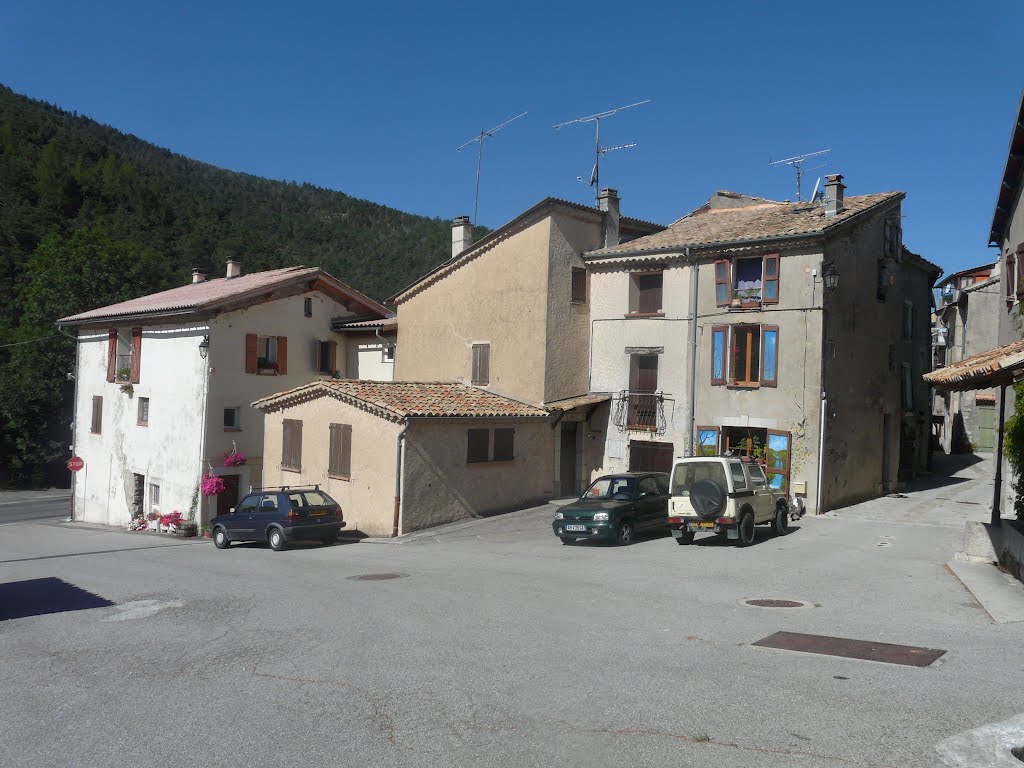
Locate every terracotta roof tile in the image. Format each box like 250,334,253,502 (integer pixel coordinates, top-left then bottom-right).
252,380,549,420
586,191,903,259
924,337,1024,391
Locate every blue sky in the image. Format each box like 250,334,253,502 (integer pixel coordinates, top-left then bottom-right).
2,1,1021,278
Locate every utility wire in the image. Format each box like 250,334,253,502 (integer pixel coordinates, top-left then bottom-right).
0,334,60,349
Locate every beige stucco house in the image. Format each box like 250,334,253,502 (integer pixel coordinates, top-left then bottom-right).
584,175,940,514
390,194,662,495
57,260,392,526
253,380,551,536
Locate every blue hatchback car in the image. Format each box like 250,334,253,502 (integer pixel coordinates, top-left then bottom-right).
209,486,345,552
552,472,670,546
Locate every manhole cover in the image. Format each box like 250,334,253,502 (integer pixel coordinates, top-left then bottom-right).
743,598,809,608
347,573,408,581
752,631,946,667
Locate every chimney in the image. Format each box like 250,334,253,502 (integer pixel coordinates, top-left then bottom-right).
824,174,846,218
225,257,242,279
191,268,206,284
598,188,620,248
451,216,473,258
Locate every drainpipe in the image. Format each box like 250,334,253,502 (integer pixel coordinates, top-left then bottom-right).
197,332,212,521
57,324,81,520
374,326,394,363
685,247,698,456
392,418,410,537
816,393,827,515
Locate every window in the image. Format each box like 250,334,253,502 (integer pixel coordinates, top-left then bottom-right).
107,327,142,383
884,218,901,259
467,428,490,463
729,462,747,490
747,464,768,489
90,396,102,434
329,423,352,479
304,297,312,318
877,260,890,302
716,255,779,307
148,483,160,514
317,340,337,375
282,418,302,471
472,343,490,385
901,363,913,411
765,430,791,491
903,301,914,340
245,334,288,374
630,271,663,314
224,407,241,431
629,354,659,429
711,324,778,387
493,428,515,462
638,476,660,497
382,344,395,362
1009,252,1017,306
571,268,587,303
137,397,149,426
1017,244,1024,299
696,426,719,456
235,495,260,515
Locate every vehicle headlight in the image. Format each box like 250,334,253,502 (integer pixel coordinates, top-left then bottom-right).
554,512,563,520
593,512,609,521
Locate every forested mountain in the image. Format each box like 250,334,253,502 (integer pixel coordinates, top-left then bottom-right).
0,84,477,486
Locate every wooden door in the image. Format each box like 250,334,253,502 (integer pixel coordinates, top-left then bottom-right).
218,474,241,517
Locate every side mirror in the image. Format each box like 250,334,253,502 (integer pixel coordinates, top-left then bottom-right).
228,507,235,514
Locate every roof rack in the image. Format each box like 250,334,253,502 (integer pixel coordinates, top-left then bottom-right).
248,484,321,493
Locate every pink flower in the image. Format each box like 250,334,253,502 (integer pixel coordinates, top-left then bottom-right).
223,452,247,467
201,475,226,496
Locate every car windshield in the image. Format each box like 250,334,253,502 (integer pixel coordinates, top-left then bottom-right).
287,490,337,508
671,462,728,496
581,477,636,500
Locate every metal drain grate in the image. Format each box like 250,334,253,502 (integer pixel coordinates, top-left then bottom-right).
347,573,408,581
744,598,807,608
752,631,946,667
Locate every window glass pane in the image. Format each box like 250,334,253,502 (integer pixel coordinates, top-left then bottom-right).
730,462,747,489
715,262,727,282
716,283,729,305
764,280,778,301
763,329,778,382
712,331,724,381
734,258,762,302
767,433,789,473
670,461,727,496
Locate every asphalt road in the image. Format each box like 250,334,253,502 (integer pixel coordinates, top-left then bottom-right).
0,467,1019,768
0,492,69,525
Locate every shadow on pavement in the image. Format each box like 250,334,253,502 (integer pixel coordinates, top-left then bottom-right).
0,577,113,621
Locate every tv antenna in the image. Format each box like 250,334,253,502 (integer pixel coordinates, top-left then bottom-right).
554,99,651,204
769,149,830,202
457,111,527,227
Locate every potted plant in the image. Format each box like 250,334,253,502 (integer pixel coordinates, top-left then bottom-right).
146,511,160,531
180,521,198,538
224,451,247,467
201,475,226,496
116,365,132,383
200,524,211,538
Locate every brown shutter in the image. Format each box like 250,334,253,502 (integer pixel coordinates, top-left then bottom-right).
129,328,142,383
106,330,117,382
277,336,288,375
245,334,258,374
329,341,337,374
710,325,727,386
341,424,351,477
762,254,780,304
714,260,731,307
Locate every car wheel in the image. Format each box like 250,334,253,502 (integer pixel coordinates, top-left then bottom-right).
773,502,790,535
213,527,229,550
736,511,755,547
614,521,635,546
559,537,574,545
675,531,695,545
269,528,287,552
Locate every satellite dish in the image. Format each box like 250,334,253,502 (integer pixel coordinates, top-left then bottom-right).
810,177,822,202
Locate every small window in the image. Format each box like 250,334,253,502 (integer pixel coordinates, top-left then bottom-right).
730,326,760,387
761,326,779,387
571,268,587,303
714,260,731,306
877,260,889,302
493,428,514,462
472,343,490,386
91,396,103,434
729,462,747,490
258,336,279,370
304,297,312,317
148,483,160,514
467,428,490,463
317,340,337,375
1016,244,1024,298
901,363,913,411
733,257,763,306
382,344,395,362
711,326,726,385
137,397,149,426
747,464,767,489
224,407,241,431
884,218,901,259
282,419,302,471
1008,253,1017,305
903,301,913,341
329,423,352,479
630,272,663,314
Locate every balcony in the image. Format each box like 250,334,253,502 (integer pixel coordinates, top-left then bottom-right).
611,391,670,435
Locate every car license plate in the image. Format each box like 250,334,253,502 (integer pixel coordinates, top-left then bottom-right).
564,524,587,532
689,521,715,530
311,511,327,517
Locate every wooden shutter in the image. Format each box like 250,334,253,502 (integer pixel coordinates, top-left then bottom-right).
714,260,731,306
571,268,587,303
282,419,302,470
636,273,663,313
91,396,103,434
129,328,142,383
467,428,490,463
493,428,514,461
329,340,337,374
1017,244,1024,299
472,344,490,385
760,325,779,387
106,330,117,382
245,334,258,374
277,336,288,375
711,325,727,385
762,254,780,304
329,423,351,478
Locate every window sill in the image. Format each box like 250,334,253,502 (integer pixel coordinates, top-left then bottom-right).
224,427,242,432
624,312,665,319
281,465,301,473
137,422,149,427
256,370,280,376
728,383,761,390
328,473,351,481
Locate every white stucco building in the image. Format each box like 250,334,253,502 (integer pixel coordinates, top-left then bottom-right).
58,260,393,527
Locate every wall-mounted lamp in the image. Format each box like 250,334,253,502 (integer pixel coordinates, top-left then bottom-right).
198,335,210,359
823,262,840,290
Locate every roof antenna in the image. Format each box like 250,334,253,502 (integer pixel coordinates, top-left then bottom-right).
769,149,830,202
554,99,651,205
456,111,527,227
810,176,822,203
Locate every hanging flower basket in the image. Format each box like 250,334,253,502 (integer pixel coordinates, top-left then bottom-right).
201,475,226,496
223,451,247,467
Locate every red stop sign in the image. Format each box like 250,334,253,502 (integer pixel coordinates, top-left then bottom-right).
67,456,84,472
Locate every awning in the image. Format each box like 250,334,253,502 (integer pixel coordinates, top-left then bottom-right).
544,393,611,411
924,338,1024,391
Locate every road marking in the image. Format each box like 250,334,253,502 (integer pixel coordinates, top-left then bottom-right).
103,599,183,621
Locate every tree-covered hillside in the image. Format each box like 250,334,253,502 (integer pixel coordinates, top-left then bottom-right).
0,84,474,486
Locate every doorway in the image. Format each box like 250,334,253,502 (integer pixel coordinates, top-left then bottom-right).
560,423,578,497
217,474,241,517
628,440,674,473
977,402,995,453
130,473,144,518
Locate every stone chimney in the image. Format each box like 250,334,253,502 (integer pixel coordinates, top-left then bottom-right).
226,257,242,279
191,268,206,284
824,174,846,218
598,188,620,248
451,216,473,258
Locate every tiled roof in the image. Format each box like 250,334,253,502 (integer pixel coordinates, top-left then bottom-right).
58,267,390,325
252,380,549,420
333,315,398,331
585,192,903,260
924,338,1024,391
544,393,611,410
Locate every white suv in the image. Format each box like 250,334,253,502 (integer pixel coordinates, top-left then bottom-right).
668,456,789,546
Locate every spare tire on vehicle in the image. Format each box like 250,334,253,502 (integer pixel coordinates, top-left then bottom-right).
689,479,726,518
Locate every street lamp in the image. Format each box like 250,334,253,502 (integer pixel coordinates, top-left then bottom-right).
198,335,210,359
823,262,840,290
